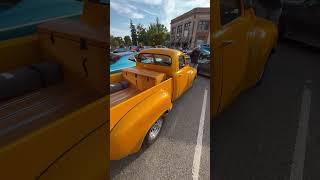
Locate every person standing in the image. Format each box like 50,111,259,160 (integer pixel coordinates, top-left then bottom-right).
190,46,201,69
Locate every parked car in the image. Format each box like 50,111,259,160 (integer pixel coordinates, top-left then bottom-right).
197,58,210,77
200,44,210,51
200,48,210,60
113,48,126,53
279,0,320,47
110,53,121,64
129,46,140,52
110,48,197,160
212,0,278,116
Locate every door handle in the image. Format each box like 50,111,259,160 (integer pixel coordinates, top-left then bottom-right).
219,40,234,48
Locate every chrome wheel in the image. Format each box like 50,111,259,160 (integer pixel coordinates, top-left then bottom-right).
147,117,163,142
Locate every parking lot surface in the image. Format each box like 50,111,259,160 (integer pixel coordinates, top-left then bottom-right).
213,41,320,180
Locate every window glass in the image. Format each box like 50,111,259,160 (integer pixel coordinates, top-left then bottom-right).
154,55,172,66
139,54,154,64
138,54,172,66
220,0,241,25
197,21,209,31
178,56,185,69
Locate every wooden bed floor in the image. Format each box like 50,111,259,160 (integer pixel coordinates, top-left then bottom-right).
110,87,139,107
0,82,100,146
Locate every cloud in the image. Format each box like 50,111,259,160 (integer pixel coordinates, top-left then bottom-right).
110,1,144,19
128,0,163,5
111,27,131,37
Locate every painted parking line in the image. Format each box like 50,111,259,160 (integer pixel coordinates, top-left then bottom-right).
290,80,312,180
192,88,208,180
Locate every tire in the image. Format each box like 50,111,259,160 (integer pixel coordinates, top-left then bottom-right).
143,116,164,147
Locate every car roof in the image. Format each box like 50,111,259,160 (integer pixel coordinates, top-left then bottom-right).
138,48,183,57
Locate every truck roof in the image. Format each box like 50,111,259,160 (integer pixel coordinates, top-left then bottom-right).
139,48,183,57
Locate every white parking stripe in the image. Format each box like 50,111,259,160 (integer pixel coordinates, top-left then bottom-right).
192,88,208,180
290,81,312,180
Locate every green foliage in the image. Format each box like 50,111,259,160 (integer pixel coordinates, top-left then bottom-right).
146,17,169,46
136,24,148,46
130,19,138,46
110,35,124,48
124,36,132,46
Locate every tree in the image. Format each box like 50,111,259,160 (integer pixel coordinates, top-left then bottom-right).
124,36,132,46
110,35,125,48
146,17,169,46
130,19,138,46
110,35,119,48
136,24,148,46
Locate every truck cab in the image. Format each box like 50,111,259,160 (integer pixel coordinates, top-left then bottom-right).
110,48,197,160
212,0,278,116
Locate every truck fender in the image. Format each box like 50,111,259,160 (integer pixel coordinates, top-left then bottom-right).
110,89,172,160
245,20,278,88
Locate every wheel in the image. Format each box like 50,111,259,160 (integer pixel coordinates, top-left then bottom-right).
143,116,164,147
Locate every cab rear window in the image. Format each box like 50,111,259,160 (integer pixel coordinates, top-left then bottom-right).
138,54,172,66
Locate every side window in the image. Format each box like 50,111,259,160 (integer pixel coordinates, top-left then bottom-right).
178,56,185,69
220,0,241,26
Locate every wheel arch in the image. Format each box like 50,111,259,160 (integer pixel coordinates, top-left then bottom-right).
110,89,172,160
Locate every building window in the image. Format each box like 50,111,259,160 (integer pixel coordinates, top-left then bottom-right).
171,27,176,36
184,22,191,31
177,25,183,37
183,22,191,37
197,21,209,31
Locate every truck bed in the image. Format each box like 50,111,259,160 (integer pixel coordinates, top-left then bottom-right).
0,83,100,146
110,87,139,107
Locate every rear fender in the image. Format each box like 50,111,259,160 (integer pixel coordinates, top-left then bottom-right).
245,19,278,88
110,89,172,160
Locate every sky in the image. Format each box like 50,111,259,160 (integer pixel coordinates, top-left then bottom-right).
110,0,210,38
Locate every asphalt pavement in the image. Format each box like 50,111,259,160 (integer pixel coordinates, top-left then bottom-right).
213,41,320,180
111,76,210,180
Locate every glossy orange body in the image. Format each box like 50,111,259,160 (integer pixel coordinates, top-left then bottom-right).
110,48,197,160
212,1,278,116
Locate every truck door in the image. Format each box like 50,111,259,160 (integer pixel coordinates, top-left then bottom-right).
173,55,189,100
213,0,250,111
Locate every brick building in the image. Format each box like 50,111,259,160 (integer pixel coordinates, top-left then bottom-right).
170,7,210,49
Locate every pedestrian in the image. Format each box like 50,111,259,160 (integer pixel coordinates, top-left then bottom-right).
190,46,200,69
254,0,284,25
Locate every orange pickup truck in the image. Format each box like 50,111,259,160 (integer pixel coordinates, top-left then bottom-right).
110,48,197,160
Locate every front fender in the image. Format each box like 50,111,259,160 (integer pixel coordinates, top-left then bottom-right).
110,89,172,160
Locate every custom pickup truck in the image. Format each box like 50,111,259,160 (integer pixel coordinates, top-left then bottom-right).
212,0,278,116
110,48,197,160
0,1,108,179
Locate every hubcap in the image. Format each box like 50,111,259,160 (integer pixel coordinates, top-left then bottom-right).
148,118,163,141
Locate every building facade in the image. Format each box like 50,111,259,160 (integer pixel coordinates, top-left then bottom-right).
170,7,210,49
